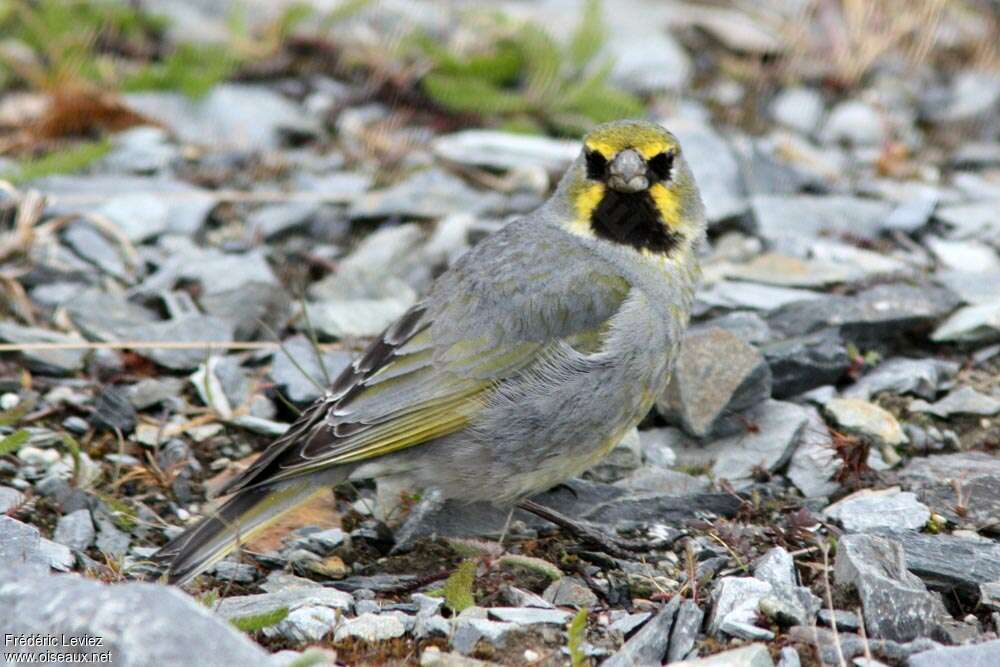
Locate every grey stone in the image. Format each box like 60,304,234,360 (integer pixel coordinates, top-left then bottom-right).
870,531,1000,595
759,595,808,627
768,284,960,344
932,301,1000,343
682,5,783,52
125,84,319,151
0,567,270,665
926,237,1000,273
825,398,907,448
818,609,862,632
212,561,258,584
834,533,949,642
450,618,514,654
127,377,185,409
603,596,680,667
673,122,747,224
844,358,959,400
36,174,215,236
351,168,503,220
824,488,930,532
0,486,24,514
638,427,680,468
102,126,177,175
787,406,842,497
136,243,278,296
246,202,320,240
762,328,851,398
269,335,352,403
64,288,159,342
305,291,418,339
751,194,893,244
907,640,1000,667
695,311,773,346
720,252,886,288
708,576,773,638
333,611,406,642
432,130,577,173
822,100,885,146
697,280,825,313
909,385,1000,417
672,400,809,488
394,479,743,549
935,199,1000,239
616,468,710,495
38,538,73,572
982,582,1000,610
674,643,774,666
754,547,796,589
414,613,451,640
657,328,771,438
293,528,346,556
543,577,598,608
667,599,704,662
215,587,353,623
0,322,86,374
588,428,642,482
54,509,95,550
898,452,1000,525
112,316,236,370
934,270,1000,306
924,236,1000,273
884,187,938,233
788,626,941,665
923,70,1000,125
91,386,137,433
771,87,825,135
487,607,570,625
62,222,136,281
609,610,652,635
0,517,49,574
608,28,691,92
94,514,130,558
501,586,553,609
777,646,801,667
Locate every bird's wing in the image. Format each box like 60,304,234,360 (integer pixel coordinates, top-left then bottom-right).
221,222,631,494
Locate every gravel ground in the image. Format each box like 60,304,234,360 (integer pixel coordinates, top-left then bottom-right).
0,1,998,665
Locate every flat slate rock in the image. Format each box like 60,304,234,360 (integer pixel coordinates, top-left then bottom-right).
897,452,1000,526
657,327,771,438
671,400,809,488
870,530,1000,594
0,568,271,666
767,283,960,344
834,533,950,643
907,639,1000,667
393,479,742,549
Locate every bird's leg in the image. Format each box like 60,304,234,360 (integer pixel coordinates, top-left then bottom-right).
496,507,516,550
516,499,642,559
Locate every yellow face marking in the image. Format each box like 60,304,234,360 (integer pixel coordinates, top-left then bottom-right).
648,182,681,226
569,181,605,235
584,123,676,160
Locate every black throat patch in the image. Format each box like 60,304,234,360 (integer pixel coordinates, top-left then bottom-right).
590,188,681,255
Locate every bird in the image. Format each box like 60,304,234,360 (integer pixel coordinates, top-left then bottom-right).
158,119,707,586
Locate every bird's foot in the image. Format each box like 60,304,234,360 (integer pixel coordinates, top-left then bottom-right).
517,499,643,560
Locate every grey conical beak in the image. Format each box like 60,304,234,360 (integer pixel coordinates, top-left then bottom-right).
607,149,649,193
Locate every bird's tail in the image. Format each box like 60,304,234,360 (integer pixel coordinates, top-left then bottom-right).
157,473,339,586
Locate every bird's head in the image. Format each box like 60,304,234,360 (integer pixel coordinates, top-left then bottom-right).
558,120,705,257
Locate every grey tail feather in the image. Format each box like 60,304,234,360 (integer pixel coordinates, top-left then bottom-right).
156,473,339,586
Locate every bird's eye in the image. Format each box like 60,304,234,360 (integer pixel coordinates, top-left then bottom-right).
648,151,674,181
585,150,608,180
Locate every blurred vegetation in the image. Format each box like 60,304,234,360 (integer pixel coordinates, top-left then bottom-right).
414,0,644,135
1,138,111,184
